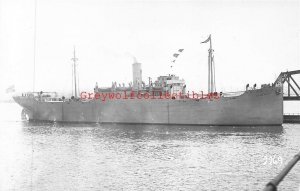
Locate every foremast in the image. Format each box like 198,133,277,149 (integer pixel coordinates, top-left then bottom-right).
201,34,216,93
71,47,78,98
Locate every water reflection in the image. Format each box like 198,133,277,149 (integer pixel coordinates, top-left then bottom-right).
2,103,299,190
1,121,297,190
21,121,284,143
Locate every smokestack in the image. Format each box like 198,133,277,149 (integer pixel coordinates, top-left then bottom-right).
133,56,137,63
132,58,142,90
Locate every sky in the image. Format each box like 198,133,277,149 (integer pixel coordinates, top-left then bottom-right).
0,0,299,98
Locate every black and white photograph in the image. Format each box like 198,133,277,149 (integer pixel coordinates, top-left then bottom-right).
0,0,300,190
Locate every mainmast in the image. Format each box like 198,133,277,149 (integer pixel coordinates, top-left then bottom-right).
201,34,216,93
71,47,78,97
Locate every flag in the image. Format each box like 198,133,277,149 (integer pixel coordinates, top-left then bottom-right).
171,49,184,67
201,35,211,44
6,85,15,93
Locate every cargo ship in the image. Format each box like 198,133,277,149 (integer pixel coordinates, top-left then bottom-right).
13,36,284,125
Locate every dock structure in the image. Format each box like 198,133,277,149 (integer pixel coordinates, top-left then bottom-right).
274,70,300,100
283,113,300,123
275,70,300,123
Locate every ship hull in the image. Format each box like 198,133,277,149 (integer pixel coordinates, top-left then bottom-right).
13,87,283,125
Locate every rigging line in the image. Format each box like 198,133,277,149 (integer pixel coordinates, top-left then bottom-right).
212,56,217,92
30,129,34,191
210,55,212,92
71,63,74,96
33,0,37,92
31,1,37,187
77,67,80,95
208,50,211,93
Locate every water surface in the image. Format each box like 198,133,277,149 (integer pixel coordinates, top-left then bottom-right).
0,103,299,190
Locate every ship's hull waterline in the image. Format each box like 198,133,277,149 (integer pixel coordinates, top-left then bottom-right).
13,87,283,125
